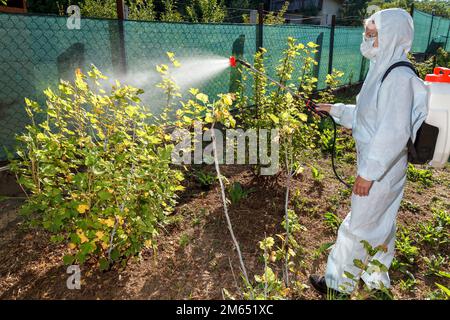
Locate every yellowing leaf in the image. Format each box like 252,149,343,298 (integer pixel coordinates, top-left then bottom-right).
223,94,233,106
268,113,279,124
196,93,209,104
95,231,104,240
156,64,168,74
77,230,88,243
189,88,199,96
77,204,90,214
174,185,185,191
298,113,308,122
68,243,77,250
105,218,115,227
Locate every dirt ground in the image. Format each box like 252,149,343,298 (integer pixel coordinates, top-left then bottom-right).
0,149,449,299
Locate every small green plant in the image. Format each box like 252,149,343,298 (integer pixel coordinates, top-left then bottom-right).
391,257,415,275
292,190,319,216
339,177,355,198
195,170,216,189
338,240,393,300
407,163,433,187
423,255,448,277
318,128,344,157
310,165,324,183
312,242,333,260
399,276,417,292
227,182,254,205
417,208,449,248
395,227,420,265
400,200,421,213
179,233,190,248
427,287,450,300
242,210,307,299
242,236,288,300
342,152,356,164
323,212,342,232
191,213,202,227
433,271,450,300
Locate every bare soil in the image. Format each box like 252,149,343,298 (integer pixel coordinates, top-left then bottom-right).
0,153,449,300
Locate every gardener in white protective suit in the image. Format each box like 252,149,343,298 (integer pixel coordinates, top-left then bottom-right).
310,8,428,296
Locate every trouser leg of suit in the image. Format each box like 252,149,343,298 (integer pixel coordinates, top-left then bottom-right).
324,144,408,293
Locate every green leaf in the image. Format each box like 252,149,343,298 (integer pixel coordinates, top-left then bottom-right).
343,271,355,280
297,113,308,122
85,155,97,166
268,113,279,124
63,255,75,265
99,258,110,271
435,283,450,297
98,190,113,201
353,259,366,270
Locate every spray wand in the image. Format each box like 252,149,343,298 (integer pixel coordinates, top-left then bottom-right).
229,56,351,188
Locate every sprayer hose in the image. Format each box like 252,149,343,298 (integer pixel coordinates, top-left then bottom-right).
326,113,352,189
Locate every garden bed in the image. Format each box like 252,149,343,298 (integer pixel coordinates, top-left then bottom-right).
1,153,449,300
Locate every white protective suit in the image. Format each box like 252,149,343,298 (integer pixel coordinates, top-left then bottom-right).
325,8,428,292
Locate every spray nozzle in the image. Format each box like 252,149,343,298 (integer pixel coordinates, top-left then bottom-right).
229,56,237,68
229,56,252,69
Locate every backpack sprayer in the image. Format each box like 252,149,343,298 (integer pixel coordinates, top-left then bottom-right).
229,56,351,188
420,67,450,168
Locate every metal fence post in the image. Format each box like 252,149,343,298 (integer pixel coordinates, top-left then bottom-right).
427,9,435,49
313,32,323,81
115,0,127,76
445,24,450,51
410,3,414,17
328,15,336,75
256,3,264,53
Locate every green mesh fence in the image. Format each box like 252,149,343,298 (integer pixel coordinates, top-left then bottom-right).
263,24,331,90
0,9,449,161
413,9,450,53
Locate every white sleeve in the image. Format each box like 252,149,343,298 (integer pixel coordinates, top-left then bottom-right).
329,103,356,129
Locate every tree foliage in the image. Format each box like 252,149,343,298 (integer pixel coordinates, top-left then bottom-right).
186,0,226,23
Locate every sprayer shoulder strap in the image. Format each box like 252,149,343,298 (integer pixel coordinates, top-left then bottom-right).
381,61,423,163
381,61,419,83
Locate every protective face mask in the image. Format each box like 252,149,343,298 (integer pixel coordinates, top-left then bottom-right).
360,37,379,60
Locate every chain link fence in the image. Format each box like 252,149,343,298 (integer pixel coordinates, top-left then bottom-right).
0,9,449,161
